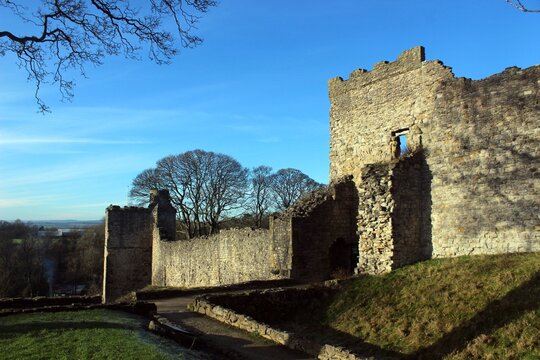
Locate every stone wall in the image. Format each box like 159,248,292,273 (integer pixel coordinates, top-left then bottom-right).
427,68,539,257
329,46,539,271
149,179,358,288
202,286,334,324
104,182,358,295
269,216,293,277
102,206,153,303
103,189,176,303
356,164,394,274
356,153,432,274
151,228,284,288
329,47,450,181
391,151,432,266
285,178,359,281
103,47,538,291
190,287,395,360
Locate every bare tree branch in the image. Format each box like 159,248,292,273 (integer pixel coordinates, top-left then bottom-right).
506,0,540,12
130,149,248,238
0,0,216,112
270,168,323,211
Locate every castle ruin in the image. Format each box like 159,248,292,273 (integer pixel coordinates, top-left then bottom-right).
103,47,539,302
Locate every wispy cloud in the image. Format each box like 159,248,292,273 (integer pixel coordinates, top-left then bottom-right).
0,137,147,145
0,195,56,209
0,155,142,188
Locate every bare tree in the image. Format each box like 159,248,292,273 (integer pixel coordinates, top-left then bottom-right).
506,0,540,12
0,0,216,112
247,165,273,228
65,223,104,295
129,168,163,205
0,221,21,297
0,220,47,297
203,151,249,234
19,236,47,297
130,149,248,238
154,154,196,237
270,168,323,211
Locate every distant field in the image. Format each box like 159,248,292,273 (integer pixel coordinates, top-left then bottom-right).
281,252,540,359
0,309,209,360
30,219,102,228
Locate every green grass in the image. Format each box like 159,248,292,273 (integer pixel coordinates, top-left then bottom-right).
285,253,540,359
0,309,209,360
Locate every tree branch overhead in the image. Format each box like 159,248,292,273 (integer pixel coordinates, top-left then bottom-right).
506,0,540,12
0,0,216,111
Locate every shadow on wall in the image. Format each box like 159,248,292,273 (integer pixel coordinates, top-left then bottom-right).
287,177,359,282
391,149,433,268
430,71,539,246
329,237,357,278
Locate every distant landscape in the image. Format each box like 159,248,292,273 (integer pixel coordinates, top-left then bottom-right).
29,220,102,229
0,220,104,298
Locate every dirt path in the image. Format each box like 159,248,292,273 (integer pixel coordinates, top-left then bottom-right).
155,296,315,360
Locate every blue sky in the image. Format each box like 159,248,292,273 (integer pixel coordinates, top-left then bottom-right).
1,0,539,221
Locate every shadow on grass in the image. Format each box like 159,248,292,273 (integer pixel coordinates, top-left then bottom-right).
0,320,137,340
255,270,539,359
410,270,540,359
204,333,315,360
283,324,405,359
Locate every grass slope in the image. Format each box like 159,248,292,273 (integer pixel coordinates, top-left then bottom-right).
291,253,540,359
0,309,208,360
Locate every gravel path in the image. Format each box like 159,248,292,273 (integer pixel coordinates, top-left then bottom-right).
155,296,315,360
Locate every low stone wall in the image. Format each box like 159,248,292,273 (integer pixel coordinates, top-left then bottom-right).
152,228,284,288
0,295,101,309
0,300,156,318
148,315,198,348
204,287,334,324
189,291,395,360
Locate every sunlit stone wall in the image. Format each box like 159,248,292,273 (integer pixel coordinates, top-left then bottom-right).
329,47,539,272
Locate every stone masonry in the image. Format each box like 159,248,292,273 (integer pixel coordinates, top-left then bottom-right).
103,47,539,300
150,177,359,288
330,46,539,274
151,228,280,288
102,189,175,302
102,180,357,301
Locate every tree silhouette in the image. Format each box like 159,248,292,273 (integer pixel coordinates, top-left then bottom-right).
0,0,216,111
506,0,540,12
130,149,248,238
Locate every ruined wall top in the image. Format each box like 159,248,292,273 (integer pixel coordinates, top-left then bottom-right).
150,189,174,208
328,46,454,96
280,176,356,219
106,204,150,214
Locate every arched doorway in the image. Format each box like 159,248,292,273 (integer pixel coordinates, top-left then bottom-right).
329,238,356,278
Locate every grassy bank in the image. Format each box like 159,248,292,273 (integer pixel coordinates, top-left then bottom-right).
285,253,540,359
0,309,209,359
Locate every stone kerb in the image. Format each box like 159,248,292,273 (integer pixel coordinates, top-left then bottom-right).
189,295,395,360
